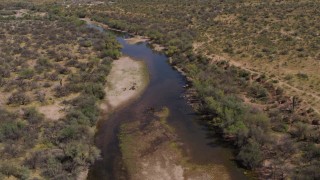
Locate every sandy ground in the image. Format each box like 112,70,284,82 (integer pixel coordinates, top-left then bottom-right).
152,43,165,52
125,36,149,44
100,56,148,112
38,101,65,121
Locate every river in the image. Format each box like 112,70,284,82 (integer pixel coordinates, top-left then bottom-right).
86,23,249,180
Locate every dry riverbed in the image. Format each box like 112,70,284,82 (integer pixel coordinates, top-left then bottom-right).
119,107,232,180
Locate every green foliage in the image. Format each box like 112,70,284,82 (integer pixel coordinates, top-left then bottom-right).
0,121,25,142
249,83,268,100
237,139,262,169
19,69,34,79
292,122,309,140
102,48,121,59
84,83,105,100
23,107,44,124
0,162,30,180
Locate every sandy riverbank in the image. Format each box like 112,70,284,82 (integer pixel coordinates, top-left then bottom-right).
100,56,149,112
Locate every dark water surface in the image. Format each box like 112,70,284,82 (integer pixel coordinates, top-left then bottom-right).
87,24,248,180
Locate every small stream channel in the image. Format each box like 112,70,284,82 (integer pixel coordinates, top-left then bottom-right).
87,23,249,180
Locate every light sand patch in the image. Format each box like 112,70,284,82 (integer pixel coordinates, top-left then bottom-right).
152,43,165,52
77,169,89,180
125,36,149,44
38,101,64,121
102,56,148,111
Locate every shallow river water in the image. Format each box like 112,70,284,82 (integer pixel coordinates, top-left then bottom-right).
87,24,249,180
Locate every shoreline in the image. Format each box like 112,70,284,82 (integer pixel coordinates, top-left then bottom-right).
100,56,149,113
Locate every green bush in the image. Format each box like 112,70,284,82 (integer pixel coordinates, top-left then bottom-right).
237,139,262,169
84,83,105,100
23,107,44,124
0,162,30,180
0,121,25,142
19,69,34,79
249,84,268,100
7,91,31,105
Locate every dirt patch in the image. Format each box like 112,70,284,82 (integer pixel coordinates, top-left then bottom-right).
38,101,65,121
101,56,148,112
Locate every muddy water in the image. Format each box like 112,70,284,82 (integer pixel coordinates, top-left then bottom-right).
87,24,248,180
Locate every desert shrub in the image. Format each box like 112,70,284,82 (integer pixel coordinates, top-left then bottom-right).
0,67,10,78
65,109,91,126
19,69,34,79
101,49,121,59
0,121,25,142
79,39,92,47
273,123,289,133
24,151,42,169
237,139,262,169
68,95,100,126
2,143,24,158
41,156,65,179
0,162,30,180
35,58,52,73
65,59,78,67
23,107,44,124
35,91,46,102
76,11,86,18
54,86,70,97
249,83,268,100
292,161,320,180
45,72,59,81
238,69,251,80
291,122,309,140
303,144,320,161
57,125,90,143
55,65,70,75
83,83,105,99
296,72,308,79
7,91,31,105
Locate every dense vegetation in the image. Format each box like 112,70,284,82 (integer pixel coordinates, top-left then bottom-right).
0,0,319,179
0,2,121,179
57,0,320,178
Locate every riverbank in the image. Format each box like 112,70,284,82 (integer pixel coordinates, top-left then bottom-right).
78,56,148,180
100,56,149,112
